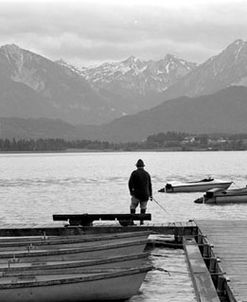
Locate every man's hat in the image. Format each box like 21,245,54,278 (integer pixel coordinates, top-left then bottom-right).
136,159,145,167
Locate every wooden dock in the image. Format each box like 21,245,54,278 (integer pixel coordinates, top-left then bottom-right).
196,220,247,302
1,219,247,301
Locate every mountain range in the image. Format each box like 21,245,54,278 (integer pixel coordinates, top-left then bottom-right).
78,85,247,142
1,39,247,142
57,53,197,118
0,44,197,125
161,39,247,101
79,54,197,94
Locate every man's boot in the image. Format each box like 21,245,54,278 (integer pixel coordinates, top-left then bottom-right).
130,209,136,225
140,209,146,225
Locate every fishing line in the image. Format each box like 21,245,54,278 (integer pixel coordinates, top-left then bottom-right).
232,181,242,189
152,196,172,217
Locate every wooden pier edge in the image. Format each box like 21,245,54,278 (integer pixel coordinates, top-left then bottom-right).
183,236,221,302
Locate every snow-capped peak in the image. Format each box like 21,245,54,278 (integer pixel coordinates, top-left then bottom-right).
123,55,140,65
77,54,197,94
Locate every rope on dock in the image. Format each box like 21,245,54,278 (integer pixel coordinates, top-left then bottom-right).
154,267,189,276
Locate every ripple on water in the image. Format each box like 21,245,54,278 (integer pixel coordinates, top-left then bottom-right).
130,248,196,302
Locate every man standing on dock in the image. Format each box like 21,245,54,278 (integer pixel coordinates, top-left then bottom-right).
128,159,152,225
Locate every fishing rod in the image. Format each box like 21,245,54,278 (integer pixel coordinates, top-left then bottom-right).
151,196,171,216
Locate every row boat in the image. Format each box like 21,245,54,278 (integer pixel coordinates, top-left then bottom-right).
0,228,152,301
159,178,232,193
0,230,151,244
0,231,151,251
0,252,149,272
194,187,247,204
0,265,153,302
0,238,148,263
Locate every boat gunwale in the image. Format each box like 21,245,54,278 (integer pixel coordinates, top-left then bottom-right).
0,231,152,247
0,238,148,259
0,252,149,272
0,265,153,289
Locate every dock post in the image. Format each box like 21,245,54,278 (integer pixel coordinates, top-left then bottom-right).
209,257,216,273
209,257,217,284
202,239,212,267
216,275,226,297
174,227,183,244
197,233,206,253
203,243,211,257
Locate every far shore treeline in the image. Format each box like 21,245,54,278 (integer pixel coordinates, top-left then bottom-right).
1,132,247,152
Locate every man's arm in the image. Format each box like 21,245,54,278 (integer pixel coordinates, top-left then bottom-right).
128,172,134,195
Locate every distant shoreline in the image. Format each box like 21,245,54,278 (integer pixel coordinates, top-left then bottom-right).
0,148,245,154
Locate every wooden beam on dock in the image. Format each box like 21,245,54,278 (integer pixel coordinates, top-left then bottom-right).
183,236,221,302
53,213,152,226
0,221,197,237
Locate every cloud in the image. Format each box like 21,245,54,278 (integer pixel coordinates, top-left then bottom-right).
0,0,247,66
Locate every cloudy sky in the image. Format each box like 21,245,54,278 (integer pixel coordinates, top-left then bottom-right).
1,0,247,66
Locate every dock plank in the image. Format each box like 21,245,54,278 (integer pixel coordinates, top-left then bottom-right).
183,236,220,302
197,220,247,302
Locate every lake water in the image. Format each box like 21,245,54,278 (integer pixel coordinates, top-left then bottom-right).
1,151,247,301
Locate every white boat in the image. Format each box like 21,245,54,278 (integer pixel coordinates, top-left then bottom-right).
194,187,247,204
0,231,151,251
0,265,152,302
159,177,232,193
0,238,148,264
0,252,149,272
0,230,151,244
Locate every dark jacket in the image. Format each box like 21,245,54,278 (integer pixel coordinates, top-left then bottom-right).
128,168,152,201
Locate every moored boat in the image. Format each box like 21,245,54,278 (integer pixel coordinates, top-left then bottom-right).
0,231,151,251
0,230,151,243
0,238,148,263
0,265,153,302
159,178,232,193
194,187,247,204
0,252,150,272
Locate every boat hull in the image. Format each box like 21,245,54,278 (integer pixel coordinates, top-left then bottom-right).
161,180,232,193
0,231,151,244
0,239,148,264
203,188,247,204
0,266,152,302
0,231,151,251
0,253,149,272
